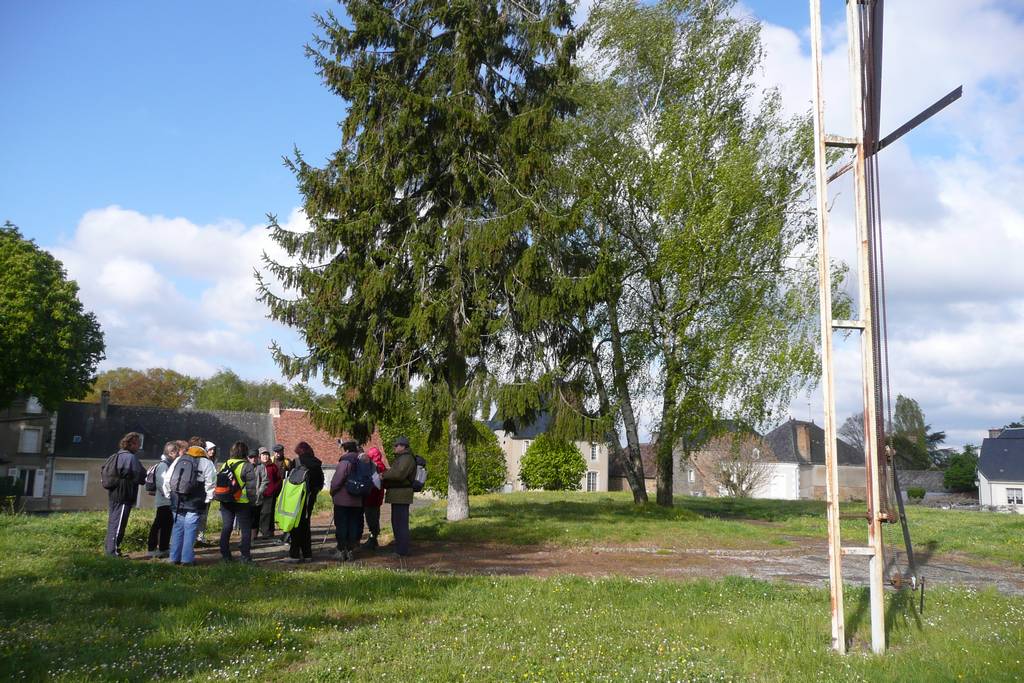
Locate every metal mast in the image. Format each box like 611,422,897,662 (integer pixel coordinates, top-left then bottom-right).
809,0,961,655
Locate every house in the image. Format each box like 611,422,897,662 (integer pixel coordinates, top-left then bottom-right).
608,443,657,493
978,427,1024,513
50,393,274,511
487,412,610,492
763,419,866,501
0,397,56,511
673,429,785,498
269,400,383,474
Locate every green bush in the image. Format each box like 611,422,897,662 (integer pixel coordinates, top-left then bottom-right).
519,434,587,491
944,451,978,493
906,486,926,501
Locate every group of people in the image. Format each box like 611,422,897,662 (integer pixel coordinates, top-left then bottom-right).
102,431,418,566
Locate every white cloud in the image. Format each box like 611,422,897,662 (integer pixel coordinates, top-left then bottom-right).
752,1,1024,446
47,206,309,382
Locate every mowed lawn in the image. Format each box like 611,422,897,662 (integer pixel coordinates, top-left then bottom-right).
0,495,1020,682
413,492,1024,567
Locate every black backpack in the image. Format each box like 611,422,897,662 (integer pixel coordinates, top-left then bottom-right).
100,453,124,490
144,463,160,494
171,457,202,500
344,454,376,497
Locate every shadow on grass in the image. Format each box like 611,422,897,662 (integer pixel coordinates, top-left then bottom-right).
0,549,460,681
410,493,828,546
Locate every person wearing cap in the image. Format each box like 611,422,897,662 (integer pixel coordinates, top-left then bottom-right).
188,436,214,545
256,447,282,541
163,442,216,566
248,447,269,544
381,436,417,557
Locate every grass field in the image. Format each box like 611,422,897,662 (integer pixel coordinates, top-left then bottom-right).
412,492,1024,566
0,494,1021,681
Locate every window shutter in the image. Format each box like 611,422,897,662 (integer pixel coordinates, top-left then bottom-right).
33,469,45,498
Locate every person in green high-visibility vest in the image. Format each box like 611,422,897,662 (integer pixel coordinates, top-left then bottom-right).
219,441,258,563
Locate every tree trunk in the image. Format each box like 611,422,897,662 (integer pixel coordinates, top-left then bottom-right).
607,298,648,503
447,408,470,521
655,355,682,507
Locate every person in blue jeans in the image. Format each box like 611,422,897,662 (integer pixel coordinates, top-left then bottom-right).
163,443,216,566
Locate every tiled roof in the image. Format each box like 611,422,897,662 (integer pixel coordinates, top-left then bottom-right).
272,409,383,465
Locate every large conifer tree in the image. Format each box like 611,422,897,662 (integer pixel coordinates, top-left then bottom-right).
260,1,579,520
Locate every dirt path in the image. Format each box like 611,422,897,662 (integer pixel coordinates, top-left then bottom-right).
137,509,1024,596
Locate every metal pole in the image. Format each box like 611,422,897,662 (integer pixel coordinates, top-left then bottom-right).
809,0,846,655
846,0,886,655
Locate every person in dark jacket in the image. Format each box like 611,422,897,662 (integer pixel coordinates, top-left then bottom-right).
381,436,416,558
286,441,324,563
247,448,268,544
218,441,259,563
361,446,389,551
330,440,365,561
146,441,178,558
105,432,147,557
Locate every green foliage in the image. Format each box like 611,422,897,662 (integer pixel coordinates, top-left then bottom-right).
891,395,934,469
518,0,827,505
944,449,979,493
193,369,329,412
906,486,926,501
421,421,508,496
86,367,198,409
0,222,105,409
519,434,587,491
258,0,581,520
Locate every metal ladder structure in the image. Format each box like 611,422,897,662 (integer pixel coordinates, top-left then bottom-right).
809,0,961,655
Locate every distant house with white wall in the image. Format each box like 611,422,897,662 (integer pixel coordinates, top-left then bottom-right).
978,427,1024,513
487,412,609,492
0,396,55,511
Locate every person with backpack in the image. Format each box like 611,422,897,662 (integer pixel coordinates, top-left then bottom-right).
216,441,259,563
189,436,214,546
163,443,216,566
145,441,178,559
381,436,419,558
285,441,324,563
257,447,282,541
361,446,389,552
101,431,147,557
329,440,370,561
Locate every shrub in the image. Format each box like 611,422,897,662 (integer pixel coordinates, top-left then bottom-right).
944,451,978,493
906,486,926,502
519,434,587,491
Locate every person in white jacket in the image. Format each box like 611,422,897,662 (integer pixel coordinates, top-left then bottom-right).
162,442,217,566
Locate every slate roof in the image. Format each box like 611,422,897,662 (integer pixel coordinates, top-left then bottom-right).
763,419,865,466
485,411,553,440
979,430,1024,482
54,401,274,463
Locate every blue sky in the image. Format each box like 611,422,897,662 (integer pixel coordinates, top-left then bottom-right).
2,1,1022,447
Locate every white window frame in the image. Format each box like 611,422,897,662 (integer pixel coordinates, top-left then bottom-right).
25,396,43,414
18,427,43,454
1007,487,1023,505
688,468,696,483
586,471,598,492
523,440,530,451
590,443,598,461
51,471,88,497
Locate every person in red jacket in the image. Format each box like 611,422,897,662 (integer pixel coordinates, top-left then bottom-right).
361,446,389,551
256,447,283,540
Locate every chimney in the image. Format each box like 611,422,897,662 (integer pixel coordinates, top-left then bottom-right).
989,428,1003,439
100,390,110,420
795,422,811,462
269,400,281,418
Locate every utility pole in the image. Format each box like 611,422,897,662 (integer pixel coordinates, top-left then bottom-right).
809,0,960,655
